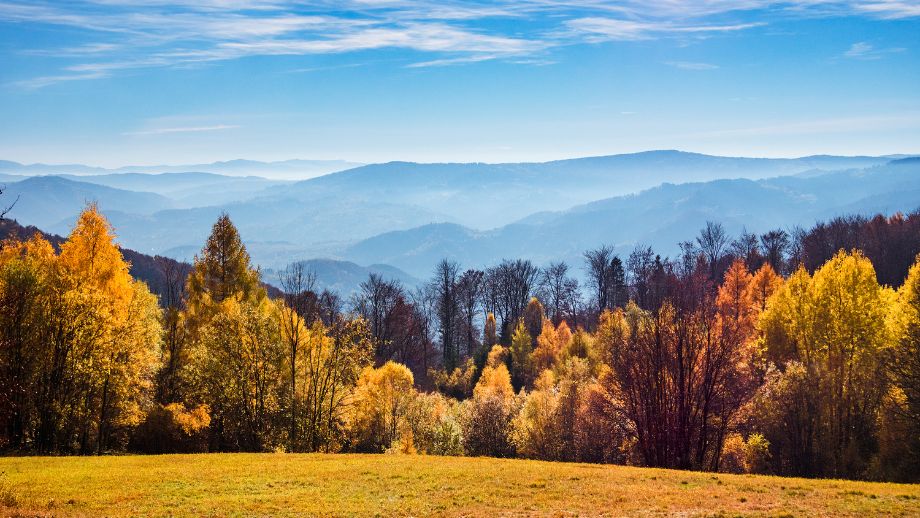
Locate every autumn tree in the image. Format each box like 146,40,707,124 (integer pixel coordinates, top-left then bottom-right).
186,213,261,310
531,319,572,375
0,206,162,453
756,251,895,477
884,255,920,480
183,214,282,451
347,361,417,452
479,312,498,367
512,370,563,460
0,235,54,450
513,358,603,462
509,320,534,391
462,348,517,457
598,257,759,471
750,263,783,313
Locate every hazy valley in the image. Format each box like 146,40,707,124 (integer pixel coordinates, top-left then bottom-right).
2,151,917,291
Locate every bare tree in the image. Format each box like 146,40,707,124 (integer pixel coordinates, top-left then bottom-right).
483,259,539,343
351,274,404,360
456,269,484,359
539,261,579,326
697,221,729,279
409,285,437,378
0,184,18,220
280,262,317,316
351,273,430,377
627,245,656,308
730,227,762,270
279,261,318,449
317,289,342,327
760,229,789,273
153,256,189,404
584,245,615,316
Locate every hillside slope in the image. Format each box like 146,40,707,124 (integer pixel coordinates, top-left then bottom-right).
1,176,173,228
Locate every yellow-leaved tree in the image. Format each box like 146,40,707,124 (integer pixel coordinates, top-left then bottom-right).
755,250,896,478
183,213,283,451
0,205,161,453
876,255,920,481
461,346,517,457
531,319,572,375
285,316,373,452
347,361,417,452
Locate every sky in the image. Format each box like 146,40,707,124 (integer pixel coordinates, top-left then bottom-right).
0,1,918,167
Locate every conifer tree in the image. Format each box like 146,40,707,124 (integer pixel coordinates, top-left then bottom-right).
186,213,262,311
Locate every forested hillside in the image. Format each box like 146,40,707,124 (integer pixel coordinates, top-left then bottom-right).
2,203,919,483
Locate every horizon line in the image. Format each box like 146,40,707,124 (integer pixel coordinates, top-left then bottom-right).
3,148,919,171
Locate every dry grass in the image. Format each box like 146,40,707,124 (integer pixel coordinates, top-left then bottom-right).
1,453,918,517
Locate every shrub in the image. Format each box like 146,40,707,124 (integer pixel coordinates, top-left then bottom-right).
512,371,563,460
131,403,211,453
462,360,518,457
430,358,477,400
720,433,771,474
407,392,464,456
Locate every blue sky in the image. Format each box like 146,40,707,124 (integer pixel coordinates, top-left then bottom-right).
0,1,918,166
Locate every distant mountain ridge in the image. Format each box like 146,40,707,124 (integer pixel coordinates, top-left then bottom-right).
0,158,363,180
2,176,173,228
263,150,901,229
344,159,920,277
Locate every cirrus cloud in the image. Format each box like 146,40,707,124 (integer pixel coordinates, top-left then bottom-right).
2,0,917,88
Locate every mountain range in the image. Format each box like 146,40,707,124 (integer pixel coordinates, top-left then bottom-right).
344,159,920,277
2,150,917,287
0,158,362,180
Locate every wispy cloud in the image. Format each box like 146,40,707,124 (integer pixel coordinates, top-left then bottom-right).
407,54,505,68
2,1,918,87
665,61,720,70
123,124,240,136
843,41,906,60
564,17,763,42
11,71,108,89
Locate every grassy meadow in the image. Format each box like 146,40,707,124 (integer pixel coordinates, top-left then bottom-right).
1,453,919,517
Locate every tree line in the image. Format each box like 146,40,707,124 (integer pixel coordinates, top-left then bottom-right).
1,205,919,482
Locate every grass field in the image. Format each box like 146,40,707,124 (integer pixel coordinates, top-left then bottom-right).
1,453,919,517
